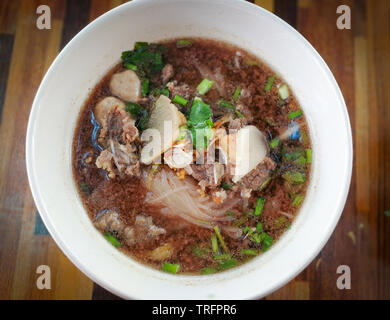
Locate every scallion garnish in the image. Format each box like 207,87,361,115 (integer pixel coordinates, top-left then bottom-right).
261,233,273,252
233,87,241,102
221,182,233,190
287,109,303,119
211,234,218,253
213,253,232,260
306,149,312,164
162,262,180,274
259,177,271,191
265,75,275,92
294,155,306,167
282,171,306,185
254,197,265,216
134,41,148,50
200,267,218,275
241,248,258,256
197,78,214,95
218,258,237,270
245,60,258,66
162,88,170,97
141,78,149,97
270,137,280,149
218,100,245,118
256,222,263,232
292,194,304,207
176,39,192,48
173,95,188,106
103,232,121,248
124,62,137,71
214,226,228,252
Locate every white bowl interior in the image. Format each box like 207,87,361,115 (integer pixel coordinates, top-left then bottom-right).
27,0,352,299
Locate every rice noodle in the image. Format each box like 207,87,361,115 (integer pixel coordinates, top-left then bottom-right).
144,167,240,237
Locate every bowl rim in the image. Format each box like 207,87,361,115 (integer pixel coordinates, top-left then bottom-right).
26,0,353,300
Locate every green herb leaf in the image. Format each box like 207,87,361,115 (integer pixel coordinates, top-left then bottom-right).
233,87,241,102
282,171,306,185
292,194,304,207
176,39,192,48
213,253,232,260
221,182,233,190
270,137,280,149
162,262,180,274
211,234,218,253
197,79,214,95
200,267,218,275
173,95,188,106
241,248,258,256
214,225,228,252
141,78,149,97
261,233,273,252
103,232,121,248
306,149,312,164
218,258,237,270
254,197,266,216
287,109,303,119
125,102,149,130
265,75,275,92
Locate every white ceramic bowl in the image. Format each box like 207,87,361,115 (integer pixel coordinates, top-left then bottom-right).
26,0,352,299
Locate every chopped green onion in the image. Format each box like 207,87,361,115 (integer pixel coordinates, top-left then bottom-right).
213,253,232,260
197,79,214,95
256,222,263,232
221,182,233,190
265,75,275,92
141,78,149,97
292,194,304,207
250,232,262,243
226,210,234,216
134,41,148,50
241,248,258,256
288,109,303,119
219,100,235,110
243,226,249,234
278,84,290,100
200,267,218,275
103,232,121,248
176,39,192,48
385,210,390,218
124,62,137,71
294,155,306,167
80,182,90,195
261,233,273,252
259,177,271,191
218,258,237,270
126,102,149,130
245,60,258,66
233,87,241,102
270,137,280,148
233,216,247,227
173,95,188,106
235,110,245,118
192,246,208,258
254,197,266,216
211,234,218,253
306,149,312,164
162,262,180,274
214,226,228,252
162,88,169,97
282,171,306,185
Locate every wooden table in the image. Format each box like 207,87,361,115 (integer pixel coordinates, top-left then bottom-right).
0,0,389,300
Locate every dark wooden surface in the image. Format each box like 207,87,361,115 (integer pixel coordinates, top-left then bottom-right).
0,0,389,299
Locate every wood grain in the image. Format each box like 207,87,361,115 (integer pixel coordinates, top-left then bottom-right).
0,0,389,299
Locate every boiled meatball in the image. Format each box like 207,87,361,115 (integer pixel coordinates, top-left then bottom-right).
109,69,141,103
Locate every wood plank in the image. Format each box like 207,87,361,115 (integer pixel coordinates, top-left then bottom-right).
254,0,274,12
0,0,20,34
0,34,14,124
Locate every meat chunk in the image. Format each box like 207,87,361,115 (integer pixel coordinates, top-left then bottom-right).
228,118,246,131
186,162,225,189
95,149,116,179
94,211,166,246
161,63,174,83
239,157,276,190
124,215,166,246
109,69,141,103
166,80,194,99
